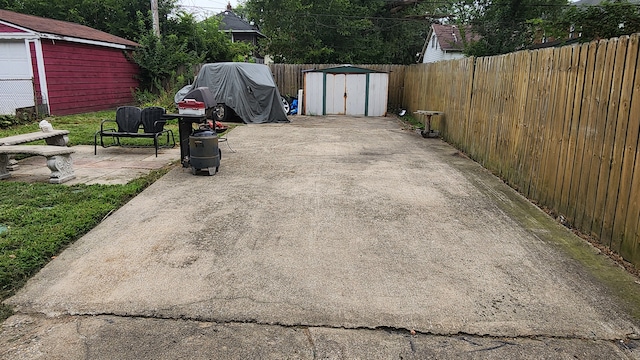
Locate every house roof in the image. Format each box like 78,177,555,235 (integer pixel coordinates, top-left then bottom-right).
432,24,478,52
219,10,265,36
0,9,139,48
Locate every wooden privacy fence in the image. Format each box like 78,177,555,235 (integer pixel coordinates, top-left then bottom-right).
403,34,640,267
268,64,406,110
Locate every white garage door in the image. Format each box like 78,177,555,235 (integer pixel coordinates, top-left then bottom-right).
0,41,34,115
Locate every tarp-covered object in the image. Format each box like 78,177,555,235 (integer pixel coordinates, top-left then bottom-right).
177,62,289,124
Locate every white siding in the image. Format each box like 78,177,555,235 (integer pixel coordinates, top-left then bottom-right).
422,34,466,64
0,40,35,115
303,72,324,115
367,73,388,117
423,48,466,64
303,69,389,116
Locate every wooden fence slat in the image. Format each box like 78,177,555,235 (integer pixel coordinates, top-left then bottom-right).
463,58,476,151
558,45,584,218
499,53,518,181
454,59,464,147
613,35,640,255
581,38,618,232
466,59,479,160
575,40,610,229
537,48,558,207
592,36,629,239
467,57,485,161
601,34,639,247
470,57,488,163
550,45,577,213
544,46,572,210
481,56,494,164
522,50,542,197
566,42,597,226
510,52,532,191
504,52,521,185
496,54,510,179
531,48,556,203
485,56,501,171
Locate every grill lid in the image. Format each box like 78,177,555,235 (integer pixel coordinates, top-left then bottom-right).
178,87,216,108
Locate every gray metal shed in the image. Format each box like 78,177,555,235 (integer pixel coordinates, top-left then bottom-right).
303,65,389,116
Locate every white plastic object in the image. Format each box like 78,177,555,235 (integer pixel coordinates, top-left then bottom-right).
39,120,53,132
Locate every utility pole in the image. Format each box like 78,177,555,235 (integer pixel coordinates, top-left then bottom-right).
151,0,160,36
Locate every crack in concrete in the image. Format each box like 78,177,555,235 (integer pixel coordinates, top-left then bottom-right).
12,308,639,343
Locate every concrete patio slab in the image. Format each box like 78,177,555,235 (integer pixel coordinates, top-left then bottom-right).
2,116,640,358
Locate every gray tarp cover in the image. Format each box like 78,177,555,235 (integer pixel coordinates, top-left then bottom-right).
178,62,289,124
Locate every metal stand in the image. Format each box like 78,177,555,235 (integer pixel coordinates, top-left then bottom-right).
161,114,207,167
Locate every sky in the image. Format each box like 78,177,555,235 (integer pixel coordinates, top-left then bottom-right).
176,0,242,19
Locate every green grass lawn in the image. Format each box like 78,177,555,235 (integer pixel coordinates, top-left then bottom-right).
55,110,181,147
0,169,168,320
0,110,186,320
0,110,182,147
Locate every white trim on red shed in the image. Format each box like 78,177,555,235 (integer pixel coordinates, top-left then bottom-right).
0,10,140,116
0,22,50,114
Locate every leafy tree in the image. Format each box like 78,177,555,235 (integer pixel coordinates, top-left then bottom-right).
4,0,177,41
193,15,252,63
133,24,193,92
462,0,568,57
4,1,253,93
558,0,640,42
244,0,439,64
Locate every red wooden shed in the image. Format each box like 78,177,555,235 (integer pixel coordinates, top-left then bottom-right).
0,9,140,116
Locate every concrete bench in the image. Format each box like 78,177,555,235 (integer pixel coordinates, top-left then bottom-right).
0,130,70,170
0,129,70,146
0,145,76,184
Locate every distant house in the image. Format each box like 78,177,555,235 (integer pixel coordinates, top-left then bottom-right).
419,24,477,64
218,3,266,63
0,9,139,116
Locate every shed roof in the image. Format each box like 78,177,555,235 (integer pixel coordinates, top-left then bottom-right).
304,65,387,74
0,9,139,48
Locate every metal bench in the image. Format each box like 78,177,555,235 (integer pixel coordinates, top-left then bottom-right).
94,106,175,157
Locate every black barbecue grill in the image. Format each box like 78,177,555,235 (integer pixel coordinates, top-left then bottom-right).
162,87,221,175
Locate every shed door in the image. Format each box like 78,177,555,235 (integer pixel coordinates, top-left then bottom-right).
303,72,324,115
0,41,34,115
345,74,366,116
325,73,366,115
325,73,346,115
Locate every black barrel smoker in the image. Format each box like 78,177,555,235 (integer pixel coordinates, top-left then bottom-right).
189,127,220,175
